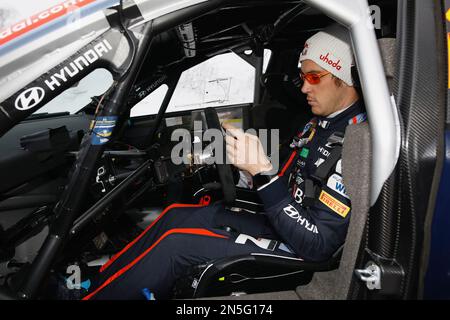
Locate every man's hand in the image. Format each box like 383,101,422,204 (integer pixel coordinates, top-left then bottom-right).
222,122,273,176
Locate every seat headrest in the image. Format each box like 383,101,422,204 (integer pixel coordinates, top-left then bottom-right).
378,38,396,79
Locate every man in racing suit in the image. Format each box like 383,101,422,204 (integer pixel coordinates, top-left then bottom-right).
85,25,366,300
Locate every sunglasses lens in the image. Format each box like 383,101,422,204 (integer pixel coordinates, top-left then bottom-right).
300,72,322,85
306,74,320,84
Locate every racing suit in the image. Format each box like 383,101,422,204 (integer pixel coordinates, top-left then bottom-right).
85,100,366,300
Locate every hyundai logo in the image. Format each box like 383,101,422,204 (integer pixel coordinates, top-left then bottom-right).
15,87,45,111
283,204,300,220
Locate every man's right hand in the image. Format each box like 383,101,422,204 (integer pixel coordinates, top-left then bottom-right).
222,122,273,176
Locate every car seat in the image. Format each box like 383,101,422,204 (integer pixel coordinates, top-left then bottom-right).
172,121,372,299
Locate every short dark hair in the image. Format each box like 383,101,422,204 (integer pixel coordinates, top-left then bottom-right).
331,75,361,99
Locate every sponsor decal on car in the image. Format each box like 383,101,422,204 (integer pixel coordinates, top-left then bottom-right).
319,190,350,218
91,116,117,145
11,38,113,113
0,0,97,46
14,87,45,111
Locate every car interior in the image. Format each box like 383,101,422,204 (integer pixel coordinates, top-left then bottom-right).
2,0,439,300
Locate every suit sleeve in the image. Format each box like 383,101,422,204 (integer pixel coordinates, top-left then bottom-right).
257,165,351,262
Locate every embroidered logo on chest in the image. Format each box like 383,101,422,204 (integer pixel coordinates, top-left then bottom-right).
327,174,349,199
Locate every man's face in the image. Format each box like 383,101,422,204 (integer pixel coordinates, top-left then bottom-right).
300,59,347,117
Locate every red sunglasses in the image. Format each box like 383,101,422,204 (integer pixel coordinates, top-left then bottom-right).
300,70,331,85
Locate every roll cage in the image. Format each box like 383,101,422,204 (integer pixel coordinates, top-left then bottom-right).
0,0,399,299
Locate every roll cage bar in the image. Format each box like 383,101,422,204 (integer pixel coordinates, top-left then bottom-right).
0,0,399,299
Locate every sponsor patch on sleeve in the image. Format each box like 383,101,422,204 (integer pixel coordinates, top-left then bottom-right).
0,0,97,46
319,190,350,218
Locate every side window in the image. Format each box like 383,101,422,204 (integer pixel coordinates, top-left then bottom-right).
35,68,113,115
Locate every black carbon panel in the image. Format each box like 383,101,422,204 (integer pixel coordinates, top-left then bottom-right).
394,0,446,298
362,0,446,299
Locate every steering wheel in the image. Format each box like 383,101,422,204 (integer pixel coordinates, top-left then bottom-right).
204,107,236,205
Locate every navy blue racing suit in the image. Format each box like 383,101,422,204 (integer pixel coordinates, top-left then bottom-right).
85,100,366,300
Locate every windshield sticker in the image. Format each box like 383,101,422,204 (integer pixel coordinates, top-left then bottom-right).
0,0,97,47
91,116,117,145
